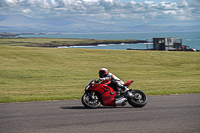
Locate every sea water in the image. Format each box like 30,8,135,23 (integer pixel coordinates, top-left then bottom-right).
19,32,200,50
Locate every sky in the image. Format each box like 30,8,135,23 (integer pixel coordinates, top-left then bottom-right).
0,0,199,27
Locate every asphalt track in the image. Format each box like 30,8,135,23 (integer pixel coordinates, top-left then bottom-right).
0,94,200,133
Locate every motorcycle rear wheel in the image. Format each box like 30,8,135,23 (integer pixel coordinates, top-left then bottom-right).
128,90,147,108
81,92,101,109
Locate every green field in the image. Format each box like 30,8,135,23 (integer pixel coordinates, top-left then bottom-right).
0,41,200,103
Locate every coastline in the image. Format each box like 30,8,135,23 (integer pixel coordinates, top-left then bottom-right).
0,37,149,47
1,32,200,50
42,39,149,47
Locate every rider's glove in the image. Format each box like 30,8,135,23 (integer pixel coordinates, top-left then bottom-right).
98,78,105,82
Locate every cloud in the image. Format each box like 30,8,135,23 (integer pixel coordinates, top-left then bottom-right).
22,8,31,13
178,0,188,7
0,0,199,26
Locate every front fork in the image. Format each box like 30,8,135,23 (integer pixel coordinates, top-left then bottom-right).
87,91,97,100
90,91,95,99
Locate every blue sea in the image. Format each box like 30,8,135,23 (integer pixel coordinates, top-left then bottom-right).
19,32,200,50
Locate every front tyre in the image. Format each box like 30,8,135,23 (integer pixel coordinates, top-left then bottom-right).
81,92,101,109
128,90,147,108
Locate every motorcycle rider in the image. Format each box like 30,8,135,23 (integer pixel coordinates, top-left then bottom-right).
98,68,129,98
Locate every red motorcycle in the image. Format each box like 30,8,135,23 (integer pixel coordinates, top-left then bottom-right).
81,78,147,108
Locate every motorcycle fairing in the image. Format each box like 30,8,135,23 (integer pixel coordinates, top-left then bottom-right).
85,83,117,106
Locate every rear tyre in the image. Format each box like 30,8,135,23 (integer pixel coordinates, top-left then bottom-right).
128,90,147,108
81,92,101,109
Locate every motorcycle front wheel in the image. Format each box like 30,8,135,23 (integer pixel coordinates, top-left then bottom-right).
128,90,147,108
81,92,101,109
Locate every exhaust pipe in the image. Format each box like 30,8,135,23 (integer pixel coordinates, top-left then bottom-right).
115,98,127,106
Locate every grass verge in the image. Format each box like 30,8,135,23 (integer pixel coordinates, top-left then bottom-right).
0,45,200,103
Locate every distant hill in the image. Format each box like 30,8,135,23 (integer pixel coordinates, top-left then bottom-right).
0,14,199,33
0,32,19,37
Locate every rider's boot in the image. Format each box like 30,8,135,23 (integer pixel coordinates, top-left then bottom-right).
123,86,129,92
123,86,133,98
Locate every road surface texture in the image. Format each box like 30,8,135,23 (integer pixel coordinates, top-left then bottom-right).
0,94,200,133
